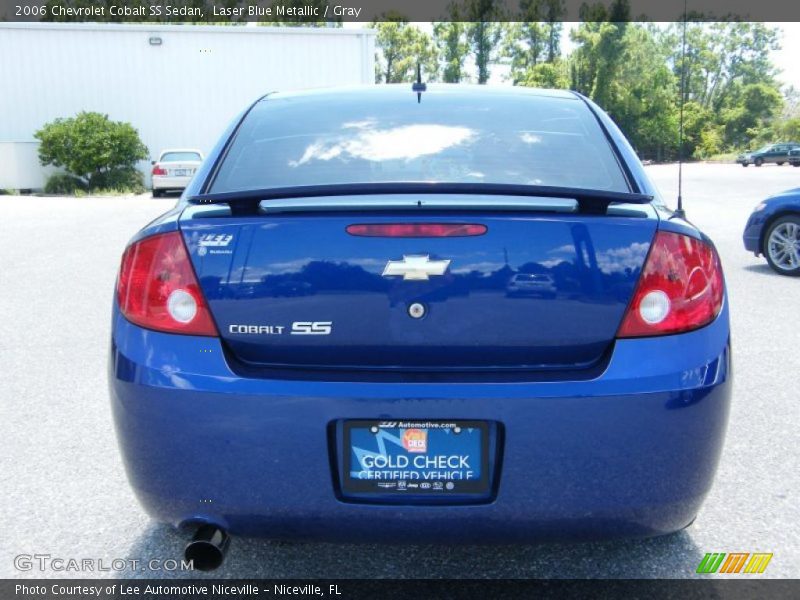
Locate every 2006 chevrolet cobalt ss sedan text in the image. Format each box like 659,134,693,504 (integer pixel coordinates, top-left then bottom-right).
109,86,731,570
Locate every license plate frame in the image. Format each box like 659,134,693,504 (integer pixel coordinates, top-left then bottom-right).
342,420,490,496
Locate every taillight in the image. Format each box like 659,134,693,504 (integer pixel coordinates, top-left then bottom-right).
346,223,487,237
617,231,724,338
152,165,167,176
116,231,218,336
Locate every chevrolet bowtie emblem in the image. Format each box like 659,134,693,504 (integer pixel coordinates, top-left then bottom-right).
382,255,452,281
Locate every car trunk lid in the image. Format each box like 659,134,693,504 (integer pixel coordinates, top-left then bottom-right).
180,200,657,371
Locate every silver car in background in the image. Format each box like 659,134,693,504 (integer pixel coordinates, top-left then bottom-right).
151,149,204,197
505,273,557,298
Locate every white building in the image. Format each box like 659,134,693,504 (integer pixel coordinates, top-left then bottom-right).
0,22,375,190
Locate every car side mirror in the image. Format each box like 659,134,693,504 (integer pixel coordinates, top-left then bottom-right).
151,160,156,165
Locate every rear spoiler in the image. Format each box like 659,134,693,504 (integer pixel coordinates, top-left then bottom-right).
187,183,653,216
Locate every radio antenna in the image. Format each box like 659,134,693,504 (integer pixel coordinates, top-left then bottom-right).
412,63,426,103
675,0,688,220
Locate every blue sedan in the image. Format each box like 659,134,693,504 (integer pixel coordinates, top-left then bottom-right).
109,86,731,570
743,188,800,275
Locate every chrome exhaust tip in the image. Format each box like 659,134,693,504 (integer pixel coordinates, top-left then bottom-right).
184,524,230,571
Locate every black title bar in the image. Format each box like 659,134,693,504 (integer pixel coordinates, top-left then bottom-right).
4,579,800,600
3,0,800,23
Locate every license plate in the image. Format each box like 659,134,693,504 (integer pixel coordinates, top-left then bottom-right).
172,169,191,176
343,420,489,495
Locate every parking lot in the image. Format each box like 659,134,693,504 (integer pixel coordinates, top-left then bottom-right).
0,162,797,579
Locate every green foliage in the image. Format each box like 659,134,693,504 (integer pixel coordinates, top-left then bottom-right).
504,1,565,83
774,118,800,143
519,61,569,89
372,17,439,83
658,21,784,157
44,168,145,195
667,22,779,112
465,1,505,84
433,21,469,83
44,173,88,195
90,166,147,194
680,101,714,158
569,3,630,109
695,125,725,159
35,112,149,192
607,24,679,160
720,83,783,147
564,11,786,160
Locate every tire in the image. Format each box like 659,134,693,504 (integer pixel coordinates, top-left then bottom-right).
777,162,785,166
755,157,764,167
763,215,800,276
793,163,800,168
741,163,749,167
152,188,163,198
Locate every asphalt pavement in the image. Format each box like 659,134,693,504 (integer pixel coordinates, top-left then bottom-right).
0,163,797,579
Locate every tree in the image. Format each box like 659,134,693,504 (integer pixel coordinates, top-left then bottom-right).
372,17,439,83
775,117,800,143
35,112,149,190
663,22,783,153
504,0,565,83
721,83,783,148
569,0,630,109
519,61,569,89
433,21,469,83
780,86,800,120
609,24,679,160
465,0,504,84
667,22,779,113
542,0,564,62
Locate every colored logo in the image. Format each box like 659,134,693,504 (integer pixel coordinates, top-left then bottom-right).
402,428,427,453
696,553,773,574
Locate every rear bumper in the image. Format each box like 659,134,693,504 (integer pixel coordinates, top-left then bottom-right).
109,302,732,543
152,175,192,190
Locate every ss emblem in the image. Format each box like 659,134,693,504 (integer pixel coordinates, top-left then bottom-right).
290,321,333,335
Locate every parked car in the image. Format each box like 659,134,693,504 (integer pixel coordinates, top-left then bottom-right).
788,148,800,167
506,273,557,298
736,142,800,167
151,149,203,197
743,188,800,275
110,85,730,570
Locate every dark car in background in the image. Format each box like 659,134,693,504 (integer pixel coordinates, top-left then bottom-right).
737,142,800,167
743,188,800,275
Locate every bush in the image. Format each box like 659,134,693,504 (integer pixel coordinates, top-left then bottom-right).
44,173,88,195
89,166,146,194
694,125,725,159
35,112,149,193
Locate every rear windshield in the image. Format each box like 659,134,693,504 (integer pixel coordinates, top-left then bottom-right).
210,90,629,194
161,151,202,162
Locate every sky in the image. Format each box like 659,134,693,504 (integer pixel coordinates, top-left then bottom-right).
769,23,800,89
345,22,800,90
